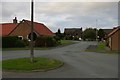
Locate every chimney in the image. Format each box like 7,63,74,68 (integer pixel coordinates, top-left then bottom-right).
13,17,18,23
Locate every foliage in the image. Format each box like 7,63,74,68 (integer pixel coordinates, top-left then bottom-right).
2,36,26,48
35,36,57,47
73,36,79,40
23,39,29,46
105,39,109,46
82,28,96,41
2,57,63,71
55,29,64,41
97,41,106,50
65,35,73,40
98,29,105,41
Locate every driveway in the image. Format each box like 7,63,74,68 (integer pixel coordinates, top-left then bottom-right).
2,41,118,78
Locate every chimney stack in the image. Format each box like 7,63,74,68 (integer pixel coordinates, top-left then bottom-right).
13,17,18,24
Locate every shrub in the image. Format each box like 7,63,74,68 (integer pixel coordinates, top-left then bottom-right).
15,40,26,47
73,36,79,40
2,36,26,48
35,36,57,47
46,36,56,47
54,36,61,42
65,35,73,40
23,39,29,46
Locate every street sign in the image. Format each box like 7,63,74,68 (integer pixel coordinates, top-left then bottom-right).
28,32,37,41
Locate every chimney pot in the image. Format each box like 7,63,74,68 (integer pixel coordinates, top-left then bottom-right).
13,17,18,24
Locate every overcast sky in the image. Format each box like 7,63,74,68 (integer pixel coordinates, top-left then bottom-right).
1,0,119,32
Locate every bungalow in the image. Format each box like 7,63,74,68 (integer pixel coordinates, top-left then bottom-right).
107,26,120,51
1,17,54,40
64,28,82,40
103,29,113,37
103,29,113,39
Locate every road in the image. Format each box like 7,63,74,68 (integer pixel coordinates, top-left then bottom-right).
2,41,118,78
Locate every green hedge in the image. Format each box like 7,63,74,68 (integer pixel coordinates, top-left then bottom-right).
35,36,57,47
2,36,26,48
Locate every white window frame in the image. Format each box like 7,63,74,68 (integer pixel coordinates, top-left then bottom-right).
18,36,23,40
27,35,31,41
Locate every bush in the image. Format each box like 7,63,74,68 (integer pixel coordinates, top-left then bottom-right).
23,39,29,46
65,35,73,40
35,36,57,47
54,36,61,42
73,36,79,40
82,28,96,40
2,36,26,48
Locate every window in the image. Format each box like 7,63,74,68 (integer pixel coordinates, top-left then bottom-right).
18,36,23,40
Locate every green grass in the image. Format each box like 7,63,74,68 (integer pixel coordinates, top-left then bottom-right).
86,41,120,54
0,61,2,69
97,42,106,50
61,40,75,45
2,57,63,71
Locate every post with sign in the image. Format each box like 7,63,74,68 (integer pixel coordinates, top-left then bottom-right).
30,0,34,63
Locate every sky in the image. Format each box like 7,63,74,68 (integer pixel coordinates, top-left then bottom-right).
1,0,119,32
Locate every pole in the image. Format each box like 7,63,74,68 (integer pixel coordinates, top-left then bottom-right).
30,0,34,63
96,19,98,41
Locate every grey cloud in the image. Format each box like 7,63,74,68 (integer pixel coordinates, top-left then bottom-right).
2,2,30,22
1,2,118,32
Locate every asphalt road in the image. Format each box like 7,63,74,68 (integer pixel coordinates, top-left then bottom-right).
2,41,118,78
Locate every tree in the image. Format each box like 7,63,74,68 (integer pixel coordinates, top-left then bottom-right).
82,28,96,41
58,29,61,34
54,29,63,41
98,29,105,41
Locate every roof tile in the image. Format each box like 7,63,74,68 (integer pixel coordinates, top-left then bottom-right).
0,23,18,36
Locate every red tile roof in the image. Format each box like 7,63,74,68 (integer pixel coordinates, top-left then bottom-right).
0,23,18,36
107,26,120,37
24,20,54,36
0,19,54,36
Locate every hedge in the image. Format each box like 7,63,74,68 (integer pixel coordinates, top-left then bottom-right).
2,36,26,48
35,36,57,47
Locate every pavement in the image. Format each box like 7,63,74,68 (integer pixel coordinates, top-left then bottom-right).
2,41,118,78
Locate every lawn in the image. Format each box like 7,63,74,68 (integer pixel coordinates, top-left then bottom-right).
2,57,63,71
86,41,120,54
60,40,75,45
97,41,106,51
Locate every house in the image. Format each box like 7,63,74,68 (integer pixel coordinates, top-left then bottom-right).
103,29,113,37
1,17,54,40
64,28,82,40
107,26,120,51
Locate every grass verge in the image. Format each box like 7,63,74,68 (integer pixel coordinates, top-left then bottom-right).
86,41,120,54
2,57,63,72
60,40,75,46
